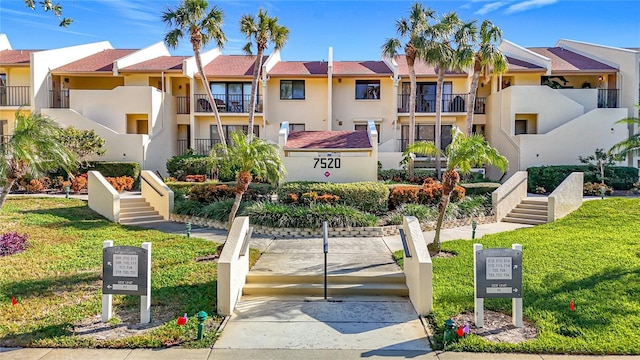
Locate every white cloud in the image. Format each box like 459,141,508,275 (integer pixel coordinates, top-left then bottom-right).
504,0,558,14
475,1,510,15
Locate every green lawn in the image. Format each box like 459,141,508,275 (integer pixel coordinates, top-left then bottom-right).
395,198,640,354
0,197,254,348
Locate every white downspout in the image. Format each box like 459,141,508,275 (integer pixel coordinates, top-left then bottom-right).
327,47,333,131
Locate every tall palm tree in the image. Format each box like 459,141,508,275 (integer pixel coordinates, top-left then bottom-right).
0,111,77,208
465,20,507,136
382,2,435,177
424,13,475,179
163,0,228,147
240,7,289,142
211,131,285,229
405,128,507,255
609,103,640,163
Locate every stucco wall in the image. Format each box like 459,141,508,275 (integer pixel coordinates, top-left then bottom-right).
283,151,376,183
492,171,528,222
402,216,433,316
0,67,30,86
140,170,173,219
508,86,584,134
548,172,583,222
88,171,120,222
217,216,250,316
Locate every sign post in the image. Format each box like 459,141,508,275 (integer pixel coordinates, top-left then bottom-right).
474,243,523,328
102,242,152,324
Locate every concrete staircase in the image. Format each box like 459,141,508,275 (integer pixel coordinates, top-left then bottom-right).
119,197,164,225
243,271,409,297
502,197,549,225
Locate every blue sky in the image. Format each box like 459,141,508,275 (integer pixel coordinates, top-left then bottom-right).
1,0,639,61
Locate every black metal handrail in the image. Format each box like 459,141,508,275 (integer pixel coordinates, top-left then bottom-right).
193,138,221,155
597,89,619,108
176,96,189,114
194,93,263,113
141,172,164,198
0,86,30,106
397,93,485,114
398,228,412,258
49,89,69,108
177,139,189,155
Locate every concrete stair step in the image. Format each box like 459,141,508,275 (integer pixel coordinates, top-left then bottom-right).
120,205,154,212
506,212,547,221
243,283,409,297
246,272,406,285
119,215,164,225
517,203,548,211
521,198,548,205
119,210,159,219
510,208,547,217
120,200,150,208
502,216,547,225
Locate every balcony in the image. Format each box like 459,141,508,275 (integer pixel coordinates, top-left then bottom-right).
193,138,221,155
0,86,30,106
398,93,485,114
194,94,263,113
49,89,69,108
597,89,619,108
1,135,10,146
176,96,190,114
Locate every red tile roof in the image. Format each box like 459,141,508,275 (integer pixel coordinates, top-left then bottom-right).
0,50,38,65
200,55,266,77
528,47,617,72
394,55,467,76
269,61,328,76
506,56,545,72
53,49,137,72
120,56,188,72
285,130,371,150
333,61,392,76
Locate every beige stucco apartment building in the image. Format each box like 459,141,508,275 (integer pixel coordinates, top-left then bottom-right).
1,33,638,181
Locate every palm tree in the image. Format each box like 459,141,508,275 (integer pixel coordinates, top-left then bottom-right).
382,2,435,177
424,13,475,179
465,20,507,136
240,8,289,142
609,103,640,163
405,128,507,255
162,0,228,147
0,111,77,208
211,131,285,229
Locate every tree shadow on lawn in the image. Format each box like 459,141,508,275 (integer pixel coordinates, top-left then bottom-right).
24,205,115,231
2,271,101,298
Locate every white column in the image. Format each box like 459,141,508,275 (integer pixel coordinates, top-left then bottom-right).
512,243,523,327
473,243,484,328
101,240,113,322
140,242,152,324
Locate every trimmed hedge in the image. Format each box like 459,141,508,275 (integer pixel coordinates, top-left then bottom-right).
166,154,212,181
527,165,639,191
378,169,436,184
388,181,465,209
244,202,378,228
277,182,390,213
166,182,275,202
460,182,500,196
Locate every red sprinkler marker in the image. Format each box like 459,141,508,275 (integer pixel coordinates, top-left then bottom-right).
456,326,465,337
177,313,188,326
570,300,575,311
11,296,17,306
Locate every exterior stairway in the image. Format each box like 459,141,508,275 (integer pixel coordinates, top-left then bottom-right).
502,197,549,225
119,197,164,225
243,271,409,297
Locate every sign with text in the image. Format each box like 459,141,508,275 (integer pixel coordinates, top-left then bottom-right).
103,246,148,296
475,248,522,298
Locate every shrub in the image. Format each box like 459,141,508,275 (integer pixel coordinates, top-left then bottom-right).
244,202,378,228
316,194,340,205
189,184,235,203
277,182,389,213
173,200,204,216
460,182,500,196
527,165,639,191
583,182,613,196
88,162,141,189
71,174,88,192
25,179,45,193
388,181,465,209
185,174,206,183
166,154,212,181
0,232,29,257
200,200,253,222
39,177,52,190
378,169,436,183
105,176,134,192
630,181,640,195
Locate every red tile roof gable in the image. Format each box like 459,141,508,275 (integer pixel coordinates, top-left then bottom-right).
121,56,188,71
285,131,372,150
394,55,467,76
201,55,266,77
54,49,137,72
528,47,617,72
0,50,38,65
333,61,392,75
269,61,328,76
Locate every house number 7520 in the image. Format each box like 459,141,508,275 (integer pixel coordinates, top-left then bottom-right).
313,157,341,169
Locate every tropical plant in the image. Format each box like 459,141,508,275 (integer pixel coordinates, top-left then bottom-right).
240,7,289,142
23,0,72,26
609,102,640,163
210,131,285,229
382,2,435,177
0,111,77,208
57,126,106,167
404,127,507,254
464,20,507,136
162,0,228,147
579,148,620,184
423,12,475,179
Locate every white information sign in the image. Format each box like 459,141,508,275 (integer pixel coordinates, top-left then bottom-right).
486,257,512,280
113,254,139,277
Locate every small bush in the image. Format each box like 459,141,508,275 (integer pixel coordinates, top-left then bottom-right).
71,174,88,192
105,176,134,192
0,232,30,257
166,154,212,181
630,181,640,195
26,179,45,193
583,182,613,196
173,199,204,217
185,174,206,183
200,200,252,222
277,182,389,213
88,162,141,189
388,181,465,209
189,184,235,203
244,202,377,228
527,165,639,191
460,182,500,196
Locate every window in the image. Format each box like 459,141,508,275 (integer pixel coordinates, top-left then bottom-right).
210,82,257,112
210,125,259,141
289,123,305,132
355,123,380,143
355,80,380,99
400,81,452,112
401,124,452,151
280,80,305,100
515,120,527,135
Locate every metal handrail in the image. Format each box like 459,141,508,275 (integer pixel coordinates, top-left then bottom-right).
398,228,412,258
239,227,253,257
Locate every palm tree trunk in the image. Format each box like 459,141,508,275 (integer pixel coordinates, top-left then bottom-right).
0,178,16,209
228,171,251,231
193,47,227,148
407,55,417,178
428,193,450,255
466,67,481,136
227,192,244,232
247,47,264,143
435,67,445,180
